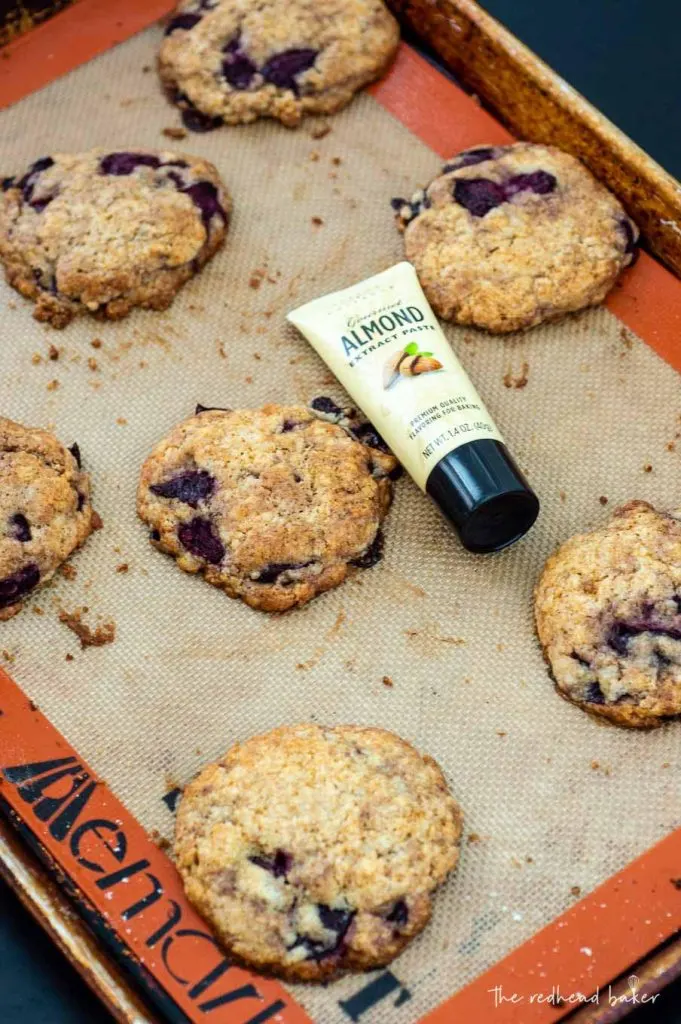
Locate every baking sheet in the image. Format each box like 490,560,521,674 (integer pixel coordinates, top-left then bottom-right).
1,25,680,1023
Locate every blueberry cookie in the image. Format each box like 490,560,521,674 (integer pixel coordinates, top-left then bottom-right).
0,419,95,619
0,149,230,328
137,403,397,612
535,501,681,728
158,0,399,130
393,143,639,333
175,723,463,980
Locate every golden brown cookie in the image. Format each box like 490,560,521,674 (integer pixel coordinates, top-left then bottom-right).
393,143,638,333
137,402,398,612
0,149,230,327
535,501,681,727
0,418,95,619
174,723,463,980
159,0,399,129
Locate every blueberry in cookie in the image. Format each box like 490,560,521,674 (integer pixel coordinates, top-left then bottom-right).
158,0,400,129
174,723,463,980
0,418,95,619
392,142,639,333
0,149,230,328
535,501,681,727
137,403,398,612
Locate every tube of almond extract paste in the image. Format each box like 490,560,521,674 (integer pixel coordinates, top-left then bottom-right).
287,262,539,553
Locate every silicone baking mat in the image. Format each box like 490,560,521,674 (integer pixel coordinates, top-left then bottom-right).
1,8,681,1024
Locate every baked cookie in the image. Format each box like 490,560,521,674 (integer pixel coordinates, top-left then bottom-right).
158,0,399,129
175,723,463,980
392,142,639,333
0,148,230,328
0,419,95,619
137,401,397,612
535,501,681,728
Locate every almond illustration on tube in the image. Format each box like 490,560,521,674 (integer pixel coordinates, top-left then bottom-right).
383,342,443,389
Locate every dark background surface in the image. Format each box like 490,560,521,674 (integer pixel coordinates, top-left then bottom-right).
1,1,680,1021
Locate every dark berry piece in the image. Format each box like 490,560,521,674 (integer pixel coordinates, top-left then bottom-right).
351,421,391,454
584,681,606,705
254,562,311,584
18,157,54,204
222,38,258,90
281,420,302,432
390,196,407,211
453,178,505,217
181,181,227,227
163,159,189,170
386,899,408,926
164,12,201,34
504,170,557,197
29,194,56,213
570,651,591,668
69,442,81,468
195,403,231,415
181,102,223,133
150,529,161,542
289,904,354,961
250,849,292,878
351,530,384,569
166,170,185,189
1,177,14,191
607,621,635,656
100,152,161,176
9,514,31,543
150,469,215,508
177,517,224,564
262,48,317,93
443,147,496,172
318,904,354,934
310,396,343,418
0,564,40,609
76,493,86,511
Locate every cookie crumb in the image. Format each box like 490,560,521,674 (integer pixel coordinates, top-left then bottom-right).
58,607,116,648
116,563,129,573
619,326,633,349
570,885,581,897
2,650,15,664
218,342,227,359
253,352,261,360
599,496,608,505
60,564,77,580
244,375,253,384
310,123,331,139
559,490,566,502
88,357,98,372
643,463,653,473
91,511,104,531
91,338,102,349
331,156,342,166
249,274,262,289
142,64,151,73
162,126,187,140
48,344,60,361
31,353,42,365
662,762,670,768
590,760,599,770
311,216,324,226
382,675,393,687
503,362,529,389
467,833,481,844
496,729,507,737
46,379,59,391
309,150,320,162
65,653,74,662
666,441,676,452
116,417,127,426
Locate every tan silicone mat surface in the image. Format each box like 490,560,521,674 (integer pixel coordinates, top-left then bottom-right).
1,26,680,1024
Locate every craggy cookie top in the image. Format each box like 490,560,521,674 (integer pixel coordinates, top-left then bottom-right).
0,148,230,327
0,418,95,619
175,724,463,980
535,501,681,727
159,0,399,128
393,143,638,333
137,403,397,612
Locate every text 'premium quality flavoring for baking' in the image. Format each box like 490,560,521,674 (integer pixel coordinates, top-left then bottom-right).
287,262,539,552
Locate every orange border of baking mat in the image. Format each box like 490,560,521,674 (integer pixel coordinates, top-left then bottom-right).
3,5,681,1022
